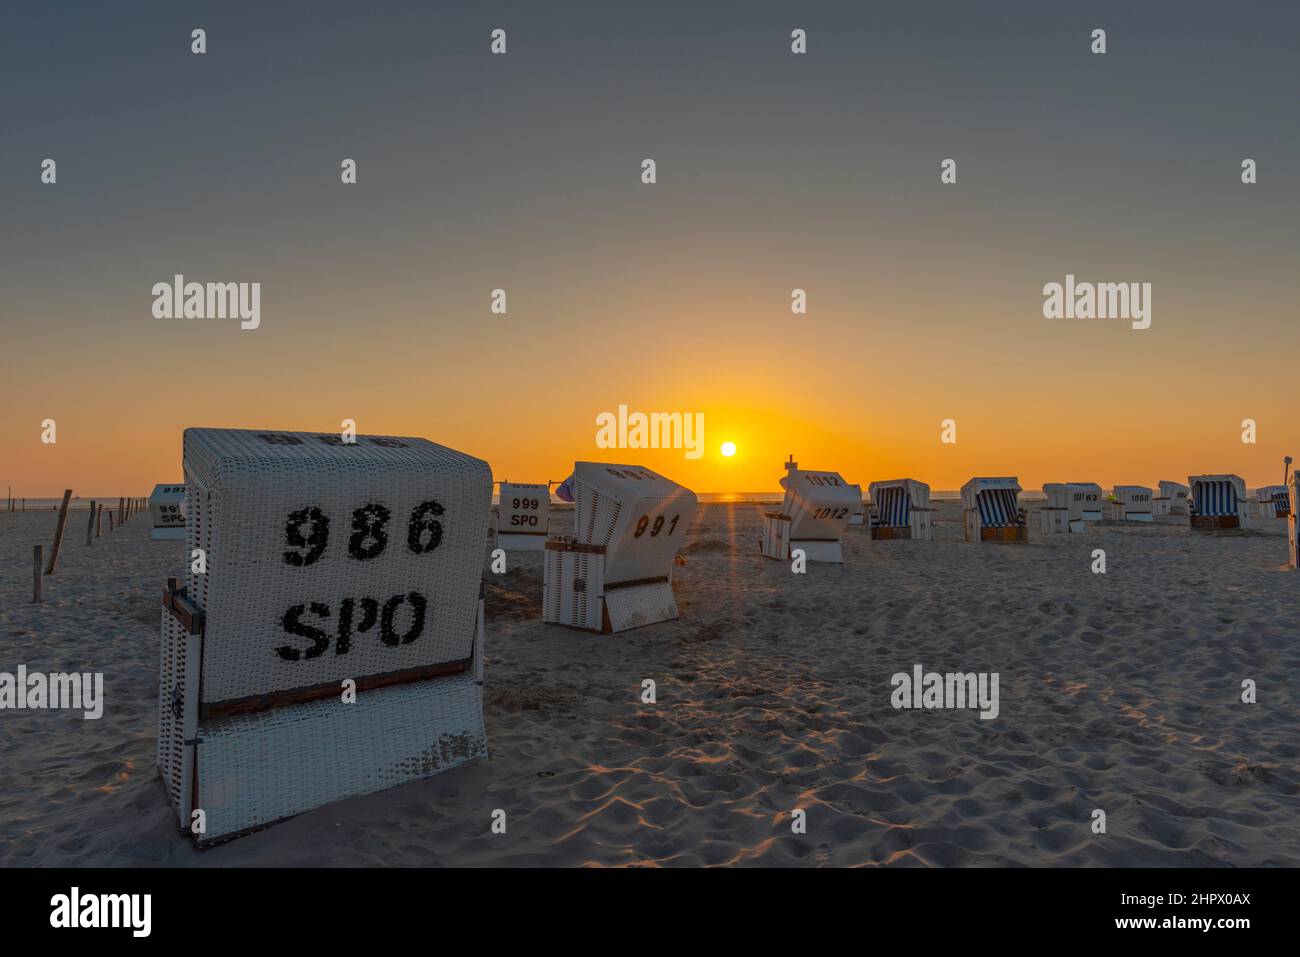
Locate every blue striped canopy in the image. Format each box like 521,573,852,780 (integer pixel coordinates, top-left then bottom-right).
977,488,1021,527
874,486,911,527
1193,480,1237,516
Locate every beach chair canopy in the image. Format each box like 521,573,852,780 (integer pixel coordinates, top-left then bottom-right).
181,427,492,705
779,468,860,539
869,478,930,526
1188,474,1246,516
570,462,696,585
1256,485,1287,503
961,477,1022,527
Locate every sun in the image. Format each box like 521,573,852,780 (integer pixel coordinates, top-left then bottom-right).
720,441,737,458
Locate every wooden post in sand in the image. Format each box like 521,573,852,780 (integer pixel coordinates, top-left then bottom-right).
108,510,115,532
33,545,43,602
45,490,73,574
118,496,125,524
96,503,103,538
85,500,96,545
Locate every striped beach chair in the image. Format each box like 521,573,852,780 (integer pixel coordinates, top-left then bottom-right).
1111,485,1154,521
868,478,934,541
1188,474,1250,530
1254,485,1289,520
1288,474,1300,567
962,477,1027,543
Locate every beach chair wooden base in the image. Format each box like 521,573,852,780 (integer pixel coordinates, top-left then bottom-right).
158,580,486,846
870,525,911,541
1190,515,1241,531
871,508,934,542
964,509,1028,543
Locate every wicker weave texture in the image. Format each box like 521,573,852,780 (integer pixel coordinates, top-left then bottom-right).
182,429,491,703
780,469,858,541
542,545,604,630
195,671,487,841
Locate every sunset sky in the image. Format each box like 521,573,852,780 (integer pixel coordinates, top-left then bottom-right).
3,1,1298,496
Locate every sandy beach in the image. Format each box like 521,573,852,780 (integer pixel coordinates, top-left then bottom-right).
2,501,1297,867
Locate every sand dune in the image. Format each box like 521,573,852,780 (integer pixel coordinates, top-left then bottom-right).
1,502,1297,867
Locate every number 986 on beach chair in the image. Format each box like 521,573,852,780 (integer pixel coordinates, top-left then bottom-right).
158,428,492,845
542,462,697,633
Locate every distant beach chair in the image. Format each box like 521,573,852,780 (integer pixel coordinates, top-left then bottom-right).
1254,485,1289,520
761,457,859,562
1040,483,1100,534
495,481,551,550
1188,474,1250,530
1288,474,1300,567
158,428,490,844
1111,485,1154,521
867,478,935,541
542,462,696,632
1154,480,1190,516
847,484,865,525
962,477,1027,543
148,483,187,540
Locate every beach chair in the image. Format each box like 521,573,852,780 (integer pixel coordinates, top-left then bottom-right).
542,462,696,632
1111,485,1154,521
1188,474,1250,530
1039,483,1091,534
962,477,1027,543
761,459,859,562
148,483,187,540
867,478,935,541
1254,485,1289,520
495,481,551,550
1288,474,1300,567
158,428,491,845
847,484,865,525
1154,480,1190,516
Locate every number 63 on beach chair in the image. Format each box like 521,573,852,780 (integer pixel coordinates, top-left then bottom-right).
157,428,492,845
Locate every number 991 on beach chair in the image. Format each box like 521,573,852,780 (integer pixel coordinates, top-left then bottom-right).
158,428,491,845
542,462,697,633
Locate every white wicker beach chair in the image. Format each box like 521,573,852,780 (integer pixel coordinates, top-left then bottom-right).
495,481,551,550
761,461,859,562
148,483,187,540
1111,485,1154,521
158,428,491,844
542,462,697,632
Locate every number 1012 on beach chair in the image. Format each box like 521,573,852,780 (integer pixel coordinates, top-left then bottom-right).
157,428,492,845
543,462,697,633
761,457,859,562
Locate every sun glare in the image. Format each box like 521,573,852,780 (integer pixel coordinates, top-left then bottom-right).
720,441,737,458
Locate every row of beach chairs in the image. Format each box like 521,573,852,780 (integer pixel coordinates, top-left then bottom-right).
144,430,1297,846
